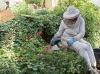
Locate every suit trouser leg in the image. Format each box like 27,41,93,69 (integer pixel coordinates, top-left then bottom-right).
79,40,96,67
85,43,96,67
70,41,92,67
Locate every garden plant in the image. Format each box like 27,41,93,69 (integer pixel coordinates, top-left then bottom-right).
0,0,100,74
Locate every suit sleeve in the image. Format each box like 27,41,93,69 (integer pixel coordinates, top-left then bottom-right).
74,18,85,40
54,20,65,38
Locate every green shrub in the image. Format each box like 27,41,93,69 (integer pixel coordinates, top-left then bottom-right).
0,16,46,49
11,3,37,18
20,50,88,74
0,48,20,74
25,0,44,5
0,15,89,74
2,1,100,72
80,3,100,47
35,8,50,15
0,14,61,42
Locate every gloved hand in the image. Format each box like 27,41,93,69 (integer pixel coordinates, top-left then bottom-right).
58,41,65,48
50,36,57,45
67,38,76,46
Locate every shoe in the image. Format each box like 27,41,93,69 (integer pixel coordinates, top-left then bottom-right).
87,70,94,74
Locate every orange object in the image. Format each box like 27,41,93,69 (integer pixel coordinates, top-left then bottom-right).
17,56,22,61
44,45,52,54
37,31,43,36
0,8,14,22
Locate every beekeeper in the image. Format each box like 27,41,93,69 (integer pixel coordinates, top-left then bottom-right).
0,0,8,11
50,6,99,74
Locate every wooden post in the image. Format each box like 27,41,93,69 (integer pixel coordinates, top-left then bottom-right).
45,0,58,8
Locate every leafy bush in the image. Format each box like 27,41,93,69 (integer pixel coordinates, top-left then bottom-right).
0,14,61,42
35,8,50,15
1,1,100,73
25,0,44,5
0,48,20,74
0,16,45,74
19,50,88,74
0,16,45,49
11,3,37,18
80,3,100,47
0,15,89,74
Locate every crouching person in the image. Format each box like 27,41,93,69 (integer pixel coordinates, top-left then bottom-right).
50,6,99,74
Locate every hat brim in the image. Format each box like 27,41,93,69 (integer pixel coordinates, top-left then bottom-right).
63,9,80,19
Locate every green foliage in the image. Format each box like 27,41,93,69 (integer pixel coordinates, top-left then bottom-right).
25,0,44,4
25,50,88,74
0,16,45,74
11,3,37,18
0,15,88,73
0,48,21,74
35,8,50,15
80,3,100,47
11,3,50,18
0,16,45,50
1,0,100,73
34,14,61,35
0,14,61,46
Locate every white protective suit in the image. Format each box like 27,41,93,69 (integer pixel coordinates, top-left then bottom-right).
54,15,96,68
0,0,8,11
